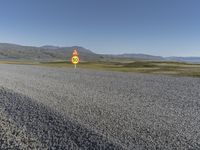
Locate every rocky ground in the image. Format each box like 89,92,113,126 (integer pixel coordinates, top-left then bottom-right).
0,64,200,149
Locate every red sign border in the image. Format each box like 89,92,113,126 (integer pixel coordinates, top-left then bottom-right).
72,49,79,56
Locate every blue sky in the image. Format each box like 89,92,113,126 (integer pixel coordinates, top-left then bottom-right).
0,0,200,56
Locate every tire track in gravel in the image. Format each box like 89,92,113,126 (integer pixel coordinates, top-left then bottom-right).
0,87,124,149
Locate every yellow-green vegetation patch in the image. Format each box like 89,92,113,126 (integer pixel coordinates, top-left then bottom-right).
1,60,200,78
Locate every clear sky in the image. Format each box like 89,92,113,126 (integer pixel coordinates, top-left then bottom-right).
0,0,200,56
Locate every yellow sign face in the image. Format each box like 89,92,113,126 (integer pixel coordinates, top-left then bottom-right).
71,55,80,64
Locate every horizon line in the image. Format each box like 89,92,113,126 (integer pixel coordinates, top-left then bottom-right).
0,42,199,58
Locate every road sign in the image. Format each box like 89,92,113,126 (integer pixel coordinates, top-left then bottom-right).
72,49,79,56
71,49,80,69
71,55,80,65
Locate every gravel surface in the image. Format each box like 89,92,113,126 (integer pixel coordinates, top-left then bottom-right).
0,64,200,149
0,88,122,149
0,107,46,149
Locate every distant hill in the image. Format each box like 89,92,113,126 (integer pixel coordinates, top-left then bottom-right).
40,45,60,50
0,43,200,63
166,57,200,63
115,53,164,60
0,43,101,61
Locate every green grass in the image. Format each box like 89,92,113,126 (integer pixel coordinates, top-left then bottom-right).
1,60,200,78
37,60,200,77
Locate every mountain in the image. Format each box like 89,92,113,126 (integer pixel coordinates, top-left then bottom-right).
0,43,101,61
166,57,200,63
0,43,199,63
40,45,60,50
116,53,164,60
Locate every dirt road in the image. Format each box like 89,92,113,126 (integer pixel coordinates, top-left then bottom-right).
0,64,200,149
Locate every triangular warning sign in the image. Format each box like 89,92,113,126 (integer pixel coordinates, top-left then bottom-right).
72,49,79,56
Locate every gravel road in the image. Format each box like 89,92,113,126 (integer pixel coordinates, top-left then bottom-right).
0,64,200,149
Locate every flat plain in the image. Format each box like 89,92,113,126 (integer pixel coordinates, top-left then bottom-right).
0,64,200,149
39,60,200,77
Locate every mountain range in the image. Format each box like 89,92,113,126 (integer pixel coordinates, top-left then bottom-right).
0,43,100,61
0,43,199,63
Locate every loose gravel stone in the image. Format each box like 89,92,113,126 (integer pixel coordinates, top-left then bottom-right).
0,64,200,149
0,88,123,149
0,107,46,149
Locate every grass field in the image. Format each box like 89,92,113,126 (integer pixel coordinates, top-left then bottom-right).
38,60,200,77
1,60,200,77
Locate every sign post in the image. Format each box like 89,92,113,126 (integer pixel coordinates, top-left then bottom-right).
71,49,80,69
